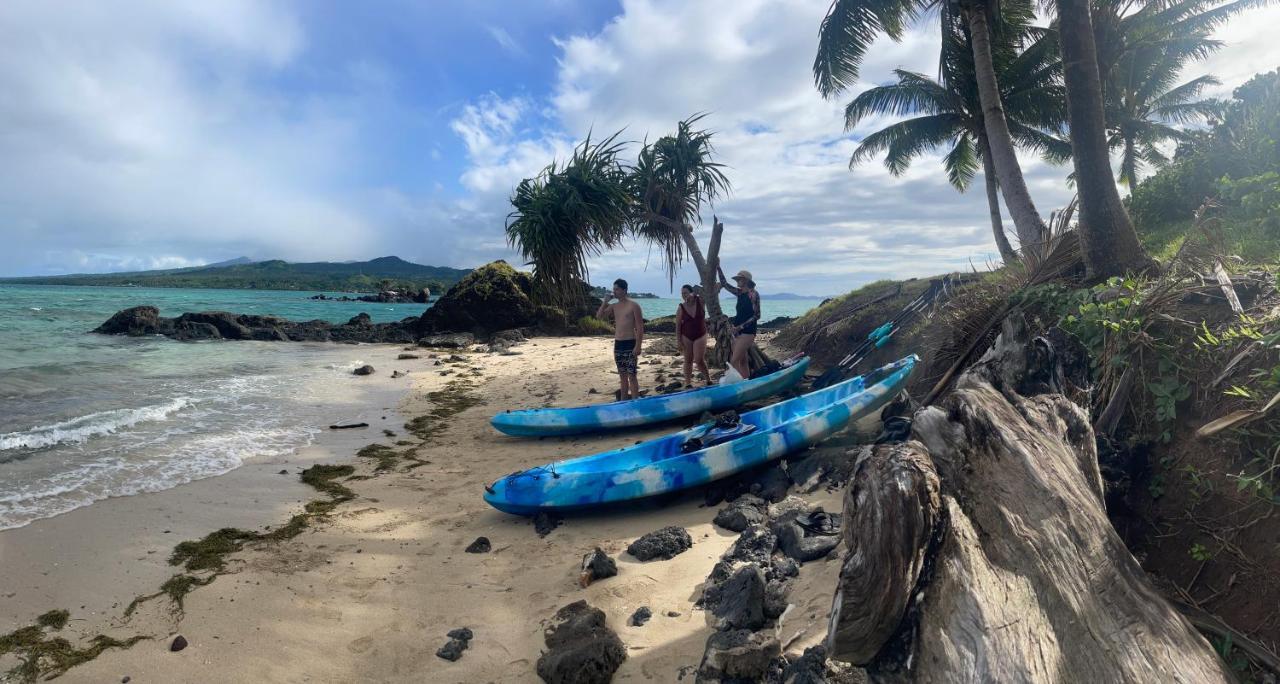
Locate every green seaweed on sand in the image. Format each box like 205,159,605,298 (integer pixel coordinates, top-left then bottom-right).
356,443,400,471
1,610,147,682
404,380,482,442
124,462,359,619
35,610,69,631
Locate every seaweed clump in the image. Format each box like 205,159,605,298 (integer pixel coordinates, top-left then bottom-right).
405,380,482,443
1,610,146,682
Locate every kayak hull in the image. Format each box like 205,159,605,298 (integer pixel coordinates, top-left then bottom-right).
484,356,915,515
489,357,810,437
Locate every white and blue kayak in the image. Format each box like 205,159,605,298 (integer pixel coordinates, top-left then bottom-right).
483,355,916,515
490,356,811,437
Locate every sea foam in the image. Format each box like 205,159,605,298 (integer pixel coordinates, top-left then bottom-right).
0,398,191,451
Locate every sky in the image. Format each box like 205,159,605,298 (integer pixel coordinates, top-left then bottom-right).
1,0,1277,295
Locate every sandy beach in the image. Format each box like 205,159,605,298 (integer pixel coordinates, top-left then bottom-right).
3,335,852,683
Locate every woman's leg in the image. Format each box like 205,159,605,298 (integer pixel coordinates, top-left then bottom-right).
693,334,710,384
680,335,694,386
731,334,753,379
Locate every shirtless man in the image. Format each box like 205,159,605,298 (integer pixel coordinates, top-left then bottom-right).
596,278,644,400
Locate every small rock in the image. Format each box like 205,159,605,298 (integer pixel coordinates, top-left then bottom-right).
712,494,767,532
465,537,491,553
627,526,692,561
447,627,474,641
436,638,468,661
170,635,188,652
587,388,599,395
397,353,420,360
579,548,618,587
533,511,562,537
277,469,288,475
391,370,407,378
352,365,375,376
764,578,792,619
628,606,652,627
536,601,626,684
749,464,791,502
698,629,780,683
122,677,131,683
666,611,681,617
781,645,831,684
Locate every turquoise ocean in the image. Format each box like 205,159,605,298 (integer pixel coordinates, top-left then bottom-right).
0,284,820,529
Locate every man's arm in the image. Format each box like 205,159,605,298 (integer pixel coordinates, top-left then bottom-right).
633,303,644,355
595,297,613,320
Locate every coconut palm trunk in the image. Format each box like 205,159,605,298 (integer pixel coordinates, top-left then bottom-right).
1057,0,1149,277
964,2,1051,253
979,131,1019,263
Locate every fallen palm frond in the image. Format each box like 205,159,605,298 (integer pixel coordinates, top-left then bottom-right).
923,197,1084,405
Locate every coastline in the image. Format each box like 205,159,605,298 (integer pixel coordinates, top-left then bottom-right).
4,335,850,682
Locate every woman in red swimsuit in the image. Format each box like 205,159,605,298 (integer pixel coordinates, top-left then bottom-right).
676,284,710,387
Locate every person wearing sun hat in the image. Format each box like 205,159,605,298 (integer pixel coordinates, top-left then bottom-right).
718,265,761,380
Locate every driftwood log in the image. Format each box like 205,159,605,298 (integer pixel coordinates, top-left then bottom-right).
829,319,1232,682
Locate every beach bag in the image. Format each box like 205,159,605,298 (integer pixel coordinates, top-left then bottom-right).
719,366,745,386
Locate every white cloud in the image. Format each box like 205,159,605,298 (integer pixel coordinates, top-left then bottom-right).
487,26,525,57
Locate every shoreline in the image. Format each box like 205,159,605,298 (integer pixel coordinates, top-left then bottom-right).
0,343,415,635
4,334,852,682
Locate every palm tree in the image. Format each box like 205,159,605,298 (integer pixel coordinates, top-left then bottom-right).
815,0,1053,251
844,24,1068,262
1091,0,1249,192
1110,73,1220,192
505,131,632,304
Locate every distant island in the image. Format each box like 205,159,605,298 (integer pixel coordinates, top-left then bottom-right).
0,256,472,294
588,285,660,299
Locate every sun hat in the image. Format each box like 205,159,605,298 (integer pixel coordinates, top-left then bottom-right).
732,269,753,282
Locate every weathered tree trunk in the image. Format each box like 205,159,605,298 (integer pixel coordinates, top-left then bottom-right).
979,132,1018,264
829,320,1231,682
680,217,767,371
966,3,1050,253
1057,0,1150,278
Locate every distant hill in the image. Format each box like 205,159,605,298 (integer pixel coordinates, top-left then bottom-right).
0,256,472,293
717,291,830,300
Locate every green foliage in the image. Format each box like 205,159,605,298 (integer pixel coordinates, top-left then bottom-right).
1131,70,1280,263
1189,542,1213,561
572,315,614,336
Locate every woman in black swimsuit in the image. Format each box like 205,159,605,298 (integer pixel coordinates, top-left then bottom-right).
718,267,761,381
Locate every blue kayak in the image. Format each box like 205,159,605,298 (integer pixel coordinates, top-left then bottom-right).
483,355,916,515
490,356,811,437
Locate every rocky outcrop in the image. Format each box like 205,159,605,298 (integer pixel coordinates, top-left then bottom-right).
93,306,418,343
417,261,539,337
310,287,430,304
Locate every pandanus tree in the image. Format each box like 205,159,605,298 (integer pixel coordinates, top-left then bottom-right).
844,20,1068,263
816,0,1053,252
505,131,632,305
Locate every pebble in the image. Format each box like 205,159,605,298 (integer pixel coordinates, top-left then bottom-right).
170,635,188,652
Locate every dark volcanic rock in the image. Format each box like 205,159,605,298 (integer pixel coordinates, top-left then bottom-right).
169,635,188,652
723,524,777,566
352,365,375,376
464,537,491,553
397,353,420,360
764,578,792,619
436,627,474,661
781,645,834,684
93,306,164,335
94,306,419,344
628,606,652,627
750,464,793,503
712,494,767,532
698,629,780,683
533,511,562,537
626,526,692,561
418,261,540,337
536,600,626,684
705,565,766,631
417,332,475,348
758,315,796,330
789,446,860,492
579,548,617,587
